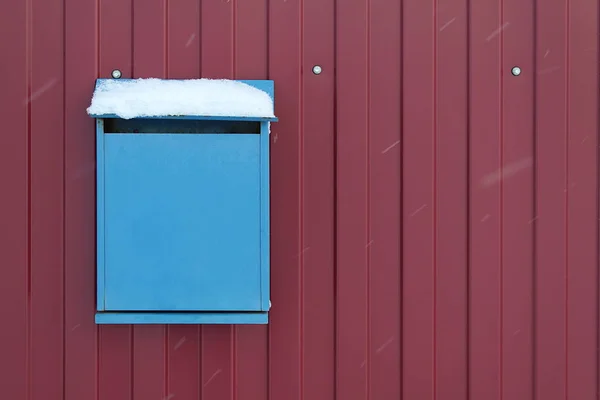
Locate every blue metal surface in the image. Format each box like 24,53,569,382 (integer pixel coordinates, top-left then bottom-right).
102,133,263,311
96,119,106,311
95,312,268,324
260,121,270,311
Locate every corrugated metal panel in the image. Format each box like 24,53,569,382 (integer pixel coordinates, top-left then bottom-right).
0,0,598,399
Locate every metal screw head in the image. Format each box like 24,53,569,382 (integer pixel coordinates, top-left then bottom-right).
312,65,322,75
111,69,122,79
511,66,521,76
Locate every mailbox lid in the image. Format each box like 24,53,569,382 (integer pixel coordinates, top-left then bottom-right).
102,133,263,311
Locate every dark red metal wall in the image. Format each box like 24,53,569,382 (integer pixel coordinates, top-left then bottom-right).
1,0,599,399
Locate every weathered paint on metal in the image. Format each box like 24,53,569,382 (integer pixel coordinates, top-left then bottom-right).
0,0,598,399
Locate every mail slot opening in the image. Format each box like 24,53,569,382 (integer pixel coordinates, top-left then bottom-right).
103,118,261,134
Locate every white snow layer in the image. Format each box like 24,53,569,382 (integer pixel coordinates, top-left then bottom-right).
86,78,275,120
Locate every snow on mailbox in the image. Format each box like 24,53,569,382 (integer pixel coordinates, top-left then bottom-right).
87,78,277,324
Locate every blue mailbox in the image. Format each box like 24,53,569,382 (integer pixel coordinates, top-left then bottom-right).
87,78,277,324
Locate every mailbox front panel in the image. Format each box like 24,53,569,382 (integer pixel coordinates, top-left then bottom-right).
102,133,262,311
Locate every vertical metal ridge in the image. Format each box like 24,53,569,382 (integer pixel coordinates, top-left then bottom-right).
299,0,305,395
596,0,600,398
432,0,438,397
498,0,504,398
531,0,538,397
465,0,472,398
399,0,404,398
564,1,570,398
231,326,236,400
164,327,169,400
198,326,202,400
265,0,270,78
232,0,236,77
130,327,134,400
97,326,101,400
201,331,205,400
365,0,372,396
332,0,339,396
131,0,135,77
96,0,100,75
198,0,202,76
62,0,68,394
596,0,600,396
25,0,32,397
95,325,99,400
164,0,168,77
